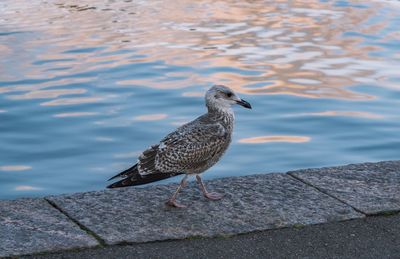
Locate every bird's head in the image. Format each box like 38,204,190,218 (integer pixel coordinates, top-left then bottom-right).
205,85,252,112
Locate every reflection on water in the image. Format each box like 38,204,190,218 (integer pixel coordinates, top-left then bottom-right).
41,96,104,106
2,0,399,99
53,112,99,118
7,88,87,100
15,185,42,191
239,136,311,144
0,165,32,172
95,136,115,142
0,0,399,199
134,114,168,121
303,111,384,119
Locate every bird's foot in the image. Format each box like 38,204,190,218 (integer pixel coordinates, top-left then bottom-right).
204,192,224,201
165,199,186,208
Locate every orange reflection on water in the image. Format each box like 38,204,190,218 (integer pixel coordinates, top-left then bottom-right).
239,135,311,144
0,77,95,94
40,96,103,106
0,0,398,104
134,113,168,121
0,165,32,171
305,111,384,119
7,88,87,100
53,112,98,118
15,185,43,191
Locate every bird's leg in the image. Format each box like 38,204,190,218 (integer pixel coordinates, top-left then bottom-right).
196,175,223,200
165,175,188,208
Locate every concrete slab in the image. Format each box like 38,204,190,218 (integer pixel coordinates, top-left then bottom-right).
0,198,98,257
289,161,400,215
47,173,363,245
23,214,400,259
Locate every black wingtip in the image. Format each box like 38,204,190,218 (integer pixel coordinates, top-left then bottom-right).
107,164,138,181
107,175,119,181
106,182,120,188
108,172,184,189
107,177,135,188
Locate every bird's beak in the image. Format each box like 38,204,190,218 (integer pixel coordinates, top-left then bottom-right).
236,99,252,109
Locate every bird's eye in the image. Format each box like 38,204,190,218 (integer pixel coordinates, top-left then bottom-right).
226,92,232,98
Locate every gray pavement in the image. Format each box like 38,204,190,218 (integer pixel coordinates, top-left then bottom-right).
1,161,399,258
46,173,362,245
24,213,400,259
0,199,97,257
289,161,400,215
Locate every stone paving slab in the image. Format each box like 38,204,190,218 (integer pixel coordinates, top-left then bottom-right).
289,161,400,215
22,214,400,259
47,173,363,245
0,198,98,257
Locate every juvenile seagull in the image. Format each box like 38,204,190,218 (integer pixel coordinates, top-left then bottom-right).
107,85,251,207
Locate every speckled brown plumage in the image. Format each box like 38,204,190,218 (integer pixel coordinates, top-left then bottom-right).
107,85,251,207
107,111,233,188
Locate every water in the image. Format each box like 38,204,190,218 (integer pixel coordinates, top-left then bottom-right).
1,0,399,200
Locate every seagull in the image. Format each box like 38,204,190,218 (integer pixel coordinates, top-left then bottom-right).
107,85,252,207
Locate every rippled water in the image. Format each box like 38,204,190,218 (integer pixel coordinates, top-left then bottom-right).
1,0,400,199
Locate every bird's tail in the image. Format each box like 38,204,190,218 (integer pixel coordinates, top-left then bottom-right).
107,164,182,188
108,164,138,181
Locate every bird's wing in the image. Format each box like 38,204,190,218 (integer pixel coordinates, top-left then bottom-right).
138,120,229,175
